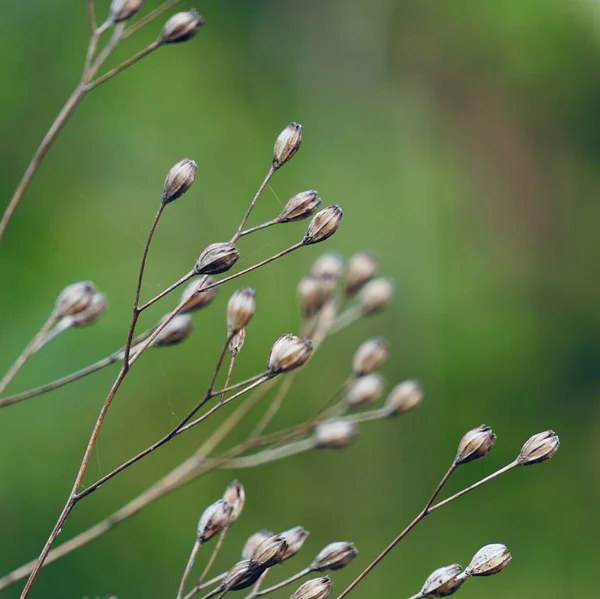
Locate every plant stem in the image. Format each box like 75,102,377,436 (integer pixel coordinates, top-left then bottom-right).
177,539,203,599
198,528,229,587
219,438,316,469
239,219,279,238
248,568,312,598
123,0,183,39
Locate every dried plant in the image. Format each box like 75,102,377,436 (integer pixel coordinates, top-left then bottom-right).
0,3,560,599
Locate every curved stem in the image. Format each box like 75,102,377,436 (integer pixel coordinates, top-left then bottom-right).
219,438,316,469
177,539,202,599
249,568,312,598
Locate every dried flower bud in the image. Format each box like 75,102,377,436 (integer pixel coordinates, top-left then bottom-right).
229,329,246,357
298,275,327,318
251,534,288,568
312,253,345,280
222,480,245,522
70,291,107,327
180,276,218,313
160,10,204,44
352,337,389,376
517,430,560,466
345,374,384,408
455,425,496,465
273,122,303,169
314,419,357,449
194,242,240,275
291,577,333,599
311,542,358,571
420,564,465,598
55,281,97,319
152,314,193,347
267,334,313,374
278,190,321,223
465,544,511,577
358,277,393,315
110,0,144,22
384,380,423,416
224,560,264,591
242,530,273,561
227,288,256,335
279,526,309,561
345,252,378,296
197,499,232,543
162,158,197,204
303,206,343,245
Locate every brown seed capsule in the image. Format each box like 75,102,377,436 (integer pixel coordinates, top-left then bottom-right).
465,544,511,577
303,206,343,245
312,253,345,280
162,158,197,204
279,526,309,561
291,577,333,599
345,374,384,408
222,480,245,522
311,542,358,571
420,564,465,598
455,425,496,465
242,530,273,561
55,282,97,319
358,277,393,315
69,291,107,327
517,430,560,466
160,10,204,44
273,122,303,169
267,334,313,374
223,560,264,591
314,419,357,449
180,276,218,313
345,252,378,296
110,0,144,22
227,288,256,335
298,275,327,319
278,190,321,223
197,499,233,543
152,314,193,347
194,242,240,275
251,534,289,568
229,328,246,357
384,380,423,416
352,337,389,376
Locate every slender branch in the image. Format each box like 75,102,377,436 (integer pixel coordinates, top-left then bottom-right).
198,528,230,587
138,271,195,312
177,539,203,599
86,0,96,33
219,438,316,469
123,0,183,39
250,375,295,439
329,305,362,334
248,568,312,598
238,219,278,238
89,23,125,76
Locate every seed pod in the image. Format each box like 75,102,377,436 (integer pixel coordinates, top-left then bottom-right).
110,0,144,22
384,380,423,416
420,564,465,598
223,560,264,591
455,425,496,465
227,288,256,335
70,291,107,327
314,419,357,449
55,282,97,318
242,530,273,561
291,577,333,599
229,328,246,357
251,534,288,568
273,123,303,169
312,253,345,280
465,544,511,577
298,275,327,319
197,499,233,543
222,480,245,522
278,190,321,223
279,526,309,561
180,276,218,313
303,206,343,245
352,337,389,376
267,334,313,374
517,430,560,466
162,158,197,204
160,10,204,44
152,314,193,347
345,374,384,408
194,242,240,275
358,277,393,315
311,542,358,571
345,252,377,296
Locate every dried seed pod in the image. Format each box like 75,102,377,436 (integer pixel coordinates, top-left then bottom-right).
312,253,345,280
358,277,393,315
110,0,144,22
291,577,333,599
303,206,343,245
345,252,377,296
352,337,389,376
162,158,197,204
279,526,309,561
223,560,264,591
420,564,465,598
242,530,274,561
194,242,240,275
197,499,233,543
298,275,327,319
517,430,560,466
311,542,358,571
314,419,357,449
222,480,245,522
55,282,97,319
180,276,218,313
229,328,246,357
384,380,423,416
70,291,107,326
160,10,204,44
227,288,256,335
152,314,193,347
278,190,321,223
251,534,289,568
455,425,496,465
465,544,511,577
267,334,313,374
273,122,303,169
345,373,384,408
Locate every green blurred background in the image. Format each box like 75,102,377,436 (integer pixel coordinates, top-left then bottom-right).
1,0,599,597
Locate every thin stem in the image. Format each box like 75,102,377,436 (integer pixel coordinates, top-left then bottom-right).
249,375,295,439
249,568,312,598
198,528,229,586
123,0,183,39
86,0,96,33
329,305,362,334
177,539,203,599
89,23,125,76
138,270,195,312
238,219,278,238
210,372,272,399
219,438,316,469
348,409,387,424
